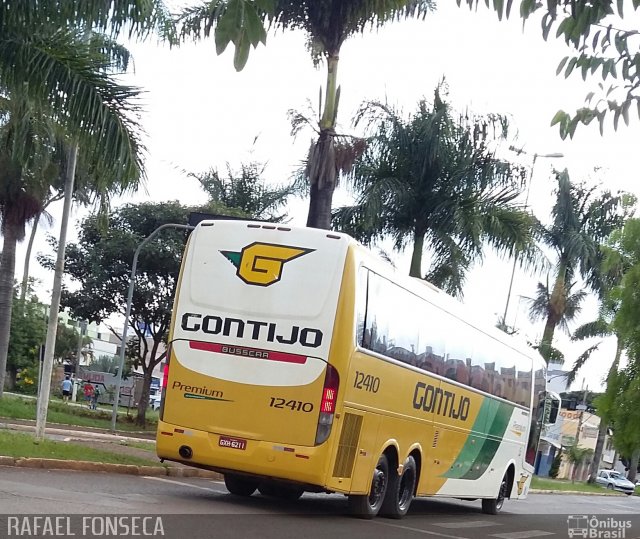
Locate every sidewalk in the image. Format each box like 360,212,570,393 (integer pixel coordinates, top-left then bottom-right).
0,419,222,480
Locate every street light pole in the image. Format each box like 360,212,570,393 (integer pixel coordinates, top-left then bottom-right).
501,147,564,329
110,223,194,433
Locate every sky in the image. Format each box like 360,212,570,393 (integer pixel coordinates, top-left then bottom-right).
11,1,640,392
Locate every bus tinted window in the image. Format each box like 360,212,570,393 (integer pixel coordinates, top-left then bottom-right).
360,268,533,406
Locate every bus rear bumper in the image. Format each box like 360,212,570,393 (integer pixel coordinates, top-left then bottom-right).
156,421,330,487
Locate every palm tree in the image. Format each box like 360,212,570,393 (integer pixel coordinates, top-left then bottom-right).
0,94,60,396
179,0,435,229
19,147,99,307
190,162,299,222
0,1,173,398
565,220,640,483
534,170,632,362
525,278,588,363
332,86,535,297
570,310,623,483
566,444,594,483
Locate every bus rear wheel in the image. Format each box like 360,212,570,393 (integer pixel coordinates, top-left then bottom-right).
482,472,509,515
224,474,258,496
381,455,417,519
348,454,389,519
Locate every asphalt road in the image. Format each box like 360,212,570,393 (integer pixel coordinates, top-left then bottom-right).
1,468,639,539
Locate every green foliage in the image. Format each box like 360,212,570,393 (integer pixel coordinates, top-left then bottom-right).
458,0,640,137
0,430,160,466
0,1,170,395
88,354,131,376
0,0,176,185
179,0,435,70
0,395,157,432
191,162,297,222
40,202,191,362
179,0,436,228
333,84,534,296
529,170,633,362
39,201,193,424
14,366,38,395
53,323,81,363
566,444,594,480
527,280,587,332
610,219,640,358
7,284,46,378
549,451,562,479
531,476,609,493
609,365,640,459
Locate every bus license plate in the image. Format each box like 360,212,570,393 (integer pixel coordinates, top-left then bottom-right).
219,436,247,450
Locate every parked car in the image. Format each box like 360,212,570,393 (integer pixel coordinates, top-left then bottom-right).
149,394,161,411
595,469,635,495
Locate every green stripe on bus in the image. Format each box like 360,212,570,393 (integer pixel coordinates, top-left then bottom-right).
443,399,513,480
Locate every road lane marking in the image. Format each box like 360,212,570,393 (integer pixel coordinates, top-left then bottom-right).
143,476,223,493
491,531,555,539
434,521,498,529
373,520,471,539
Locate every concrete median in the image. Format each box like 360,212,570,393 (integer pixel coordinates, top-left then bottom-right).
1,455,222,479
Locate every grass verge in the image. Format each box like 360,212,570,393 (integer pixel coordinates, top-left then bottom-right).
532,476,620,494
119,440,156,452
0,395,157,432
0,430,162,467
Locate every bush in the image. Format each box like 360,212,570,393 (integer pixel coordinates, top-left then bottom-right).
15,367,38,395
549,451,562,478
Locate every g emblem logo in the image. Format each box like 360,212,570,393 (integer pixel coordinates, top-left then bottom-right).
221,242,314,286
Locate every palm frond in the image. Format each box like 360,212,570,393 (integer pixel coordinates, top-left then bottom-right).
566,343,601,386
0,0,176,42
525,281,551,323
0,28,146,189
572,319,611,341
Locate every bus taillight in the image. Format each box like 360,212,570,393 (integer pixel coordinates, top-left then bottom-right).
159,348,171,419
315,364,339,445
162,363,169,389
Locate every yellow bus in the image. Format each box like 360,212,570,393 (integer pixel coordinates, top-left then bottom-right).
156,220,559,518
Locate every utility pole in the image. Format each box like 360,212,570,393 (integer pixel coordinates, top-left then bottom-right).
110,223,194,432
574,381,589,480
75,320,86,375
502,147,563,329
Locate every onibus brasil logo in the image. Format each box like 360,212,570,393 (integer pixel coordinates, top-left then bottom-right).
567,515,632,538
221,242,314,286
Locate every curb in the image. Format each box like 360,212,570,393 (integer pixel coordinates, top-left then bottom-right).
0,455,223,480
530,489,626,496
0,457,632,496
0,421,154,444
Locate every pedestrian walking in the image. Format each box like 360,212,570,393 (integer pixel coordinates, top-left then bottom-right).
91,386,101,410
83,382,94,407
61,376,73,402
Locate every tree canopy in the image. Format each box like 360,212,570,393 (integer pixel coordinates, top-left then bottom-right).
39,201,192,424
179,0,436,229
457,0,640,138
333,86,535,296
190,161,297,222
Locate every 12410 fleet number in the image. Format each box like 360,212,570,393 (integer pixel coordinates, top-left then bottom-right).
354,371,380,393
269,397,314,412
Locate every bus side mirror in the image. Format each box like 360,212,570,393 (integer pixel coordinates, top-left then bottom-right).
545,391,561,424
548,398,559,424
